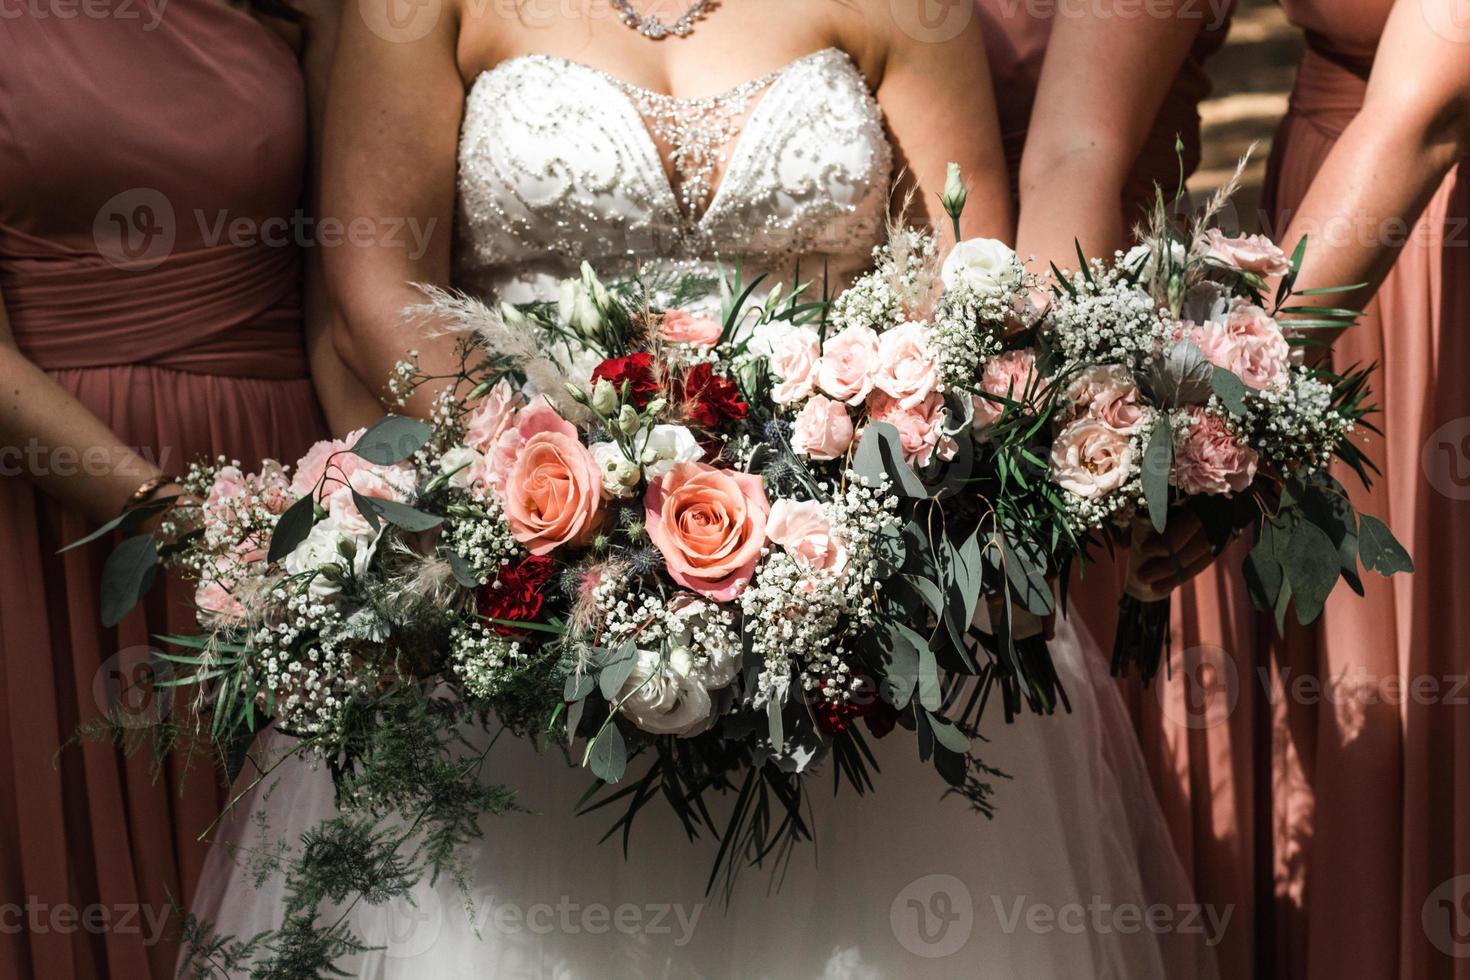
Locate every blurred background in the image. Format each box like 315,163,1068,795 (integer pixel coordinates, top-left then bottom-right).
1189,0,1305,224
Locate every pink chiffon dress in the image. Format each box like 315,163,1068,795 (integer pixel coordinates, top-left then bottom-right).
0,5,327,977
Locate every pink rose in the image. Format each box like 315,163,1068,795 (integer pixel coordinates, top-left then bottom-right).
659,310,723,347
325,467,410,536
502,430,604,555
1066,365,1148,434
1185,301,1291,391
769,325,821,405
816,324,880,405
1173,408,1259,496
972,349,1042,432
256,460,294,515
790,395,855,460
291,431,362,497
1198,229,1292,277
463,379,525,453
1051,418,1135,499
644,461,770,602
865,391,957,467
873,321,940,409
767,499,848,576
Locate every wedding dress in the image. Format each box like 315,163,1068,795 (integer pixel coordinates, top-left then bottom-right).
190,48,1220,979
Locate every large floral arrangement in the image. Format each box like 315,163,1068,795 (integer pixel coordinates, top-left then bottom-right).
85,191,1087,970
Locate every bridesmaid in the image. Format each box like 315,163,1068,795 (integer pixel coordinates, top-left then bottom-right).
0,2,376,976
1151,2,1470,977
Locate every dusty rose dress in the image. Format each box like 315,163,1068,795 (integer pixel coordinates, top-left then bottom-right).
0,6,326,978
1162,5,1470,978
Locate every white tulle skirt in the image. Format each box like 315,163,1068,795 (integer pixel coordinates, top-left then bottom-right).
188,614,1220,979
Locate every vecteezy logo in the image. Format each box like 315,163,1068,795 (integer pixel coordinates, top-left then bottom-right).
92,188,175,271
358,0,441,43
890,874,974,958
1423,875,1470,958
1423,417,1470,501
1159,644,1239,731
92,647,175,730
888,0,972,43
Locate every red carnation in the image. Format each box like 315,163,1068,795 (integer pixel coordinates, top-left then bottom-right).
591,353,661,409
676,363,747,428
477,555,555,635
811,674,897,738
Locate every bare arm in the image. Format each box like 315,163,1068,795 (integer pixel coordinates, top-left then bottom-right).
280,0,391,432
1272,0,1470,322
0,294,173,521
1014,2,1206,273
320,0,465,419
869,2,1013,244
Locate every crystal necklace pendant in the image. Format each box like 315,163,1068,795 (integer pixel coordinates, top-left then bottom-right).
609,0,715,39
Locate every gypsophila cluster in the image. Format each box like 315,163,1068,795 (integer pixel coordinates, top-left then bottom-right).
447,508,519,583
1246,369,1353,470
1048,263,1172,364
253,593,363,736
449,621,525,700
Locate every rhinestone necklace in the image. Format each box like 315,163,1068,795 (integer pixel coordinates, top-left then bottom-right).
611,66,781,219
609,0,715,39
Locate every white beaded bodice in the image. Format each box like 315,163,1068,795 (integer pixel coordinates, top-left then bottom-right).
454,47,893,303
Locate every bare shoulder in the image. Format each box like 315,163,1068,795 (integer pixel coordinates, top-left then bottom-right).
821,0,985,87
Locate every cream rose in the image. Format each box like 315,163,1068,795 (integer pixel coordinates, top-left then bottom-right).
769,325,821,405
1065,364,1147,434
1051,418,1136,499
644,461,770,602
767,499,848,576
616,647,714,737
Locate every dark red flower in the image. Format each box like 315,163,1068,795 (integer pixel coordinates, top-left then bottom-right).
477,555,555,634
810,674,896,738
591,353,660,409
676,363,747,428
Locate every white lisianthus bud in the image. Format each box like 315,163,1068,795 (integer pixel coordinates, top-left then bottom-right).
589,442,639,498
644,397,668,418
499,301,529,330
590,378,619,416
941,237,1021,297
558,276,605,339
616,404,641,435
940,161,968,221
563,382,589,405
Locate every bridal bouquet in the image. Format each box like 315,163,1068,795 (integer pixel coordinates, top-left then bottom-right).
1033,169,1413,674
84,203,1088,967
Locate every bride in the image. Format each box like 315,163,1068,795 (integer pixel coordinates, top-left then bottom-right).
188,2,1221,977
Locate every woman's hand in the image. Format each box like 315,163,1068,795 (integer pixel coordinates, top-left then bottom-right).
1125,511,1217,602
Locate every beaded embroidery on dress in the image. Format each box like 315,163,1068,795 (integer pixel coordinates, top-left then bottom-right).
454,48,892,303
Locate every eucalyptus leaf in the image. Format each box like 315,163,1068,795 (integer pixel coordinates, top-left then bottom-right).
877,623,921,708
267,494,317,563
350,415,433,466
354,493,443,533
598,643,638,700
1146,340,1214,407
588,723,627,784
926,712,970,754
448,550,481,588
564,671,595,702
853,422,927,498
100,534,158,627
1284,520,1338,625
60,495,179,554
1208,367,1250,416
1358,515,1414,576
1142,419,1173,534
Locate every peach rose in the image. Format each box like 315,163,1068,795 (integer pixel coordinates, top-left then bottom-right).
1173,408,1259,496
972,349,1042,432
502,429,604,555
1051,418,1135,499
816,324,880,405
1198,229,1291,277
195,578,247,627
873,321,940,409
866,391,957,467
769,325,821,405
790,395,855,460
1065,365,1147,434
644,461,770,601
484,397,580,493
767,499,847,576
659,310,723,347
463,379,525,453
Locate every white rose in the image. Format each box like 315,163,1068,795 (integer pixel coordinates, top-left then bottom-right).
438,446,482,490
617,647,714,737
665,594,741,689
636,424,703,478
283,515,378,599
941,237,1020,296
1125,240,1188,281
589,441,640,499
